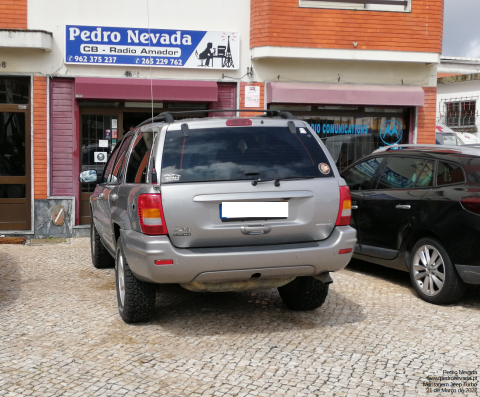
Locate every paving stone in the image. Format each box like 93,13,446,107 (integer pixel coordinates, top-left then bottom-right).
0,240,479,396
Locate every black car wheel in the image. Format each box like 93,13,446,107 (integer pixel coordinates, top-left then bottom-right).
278,276,329,310
409,237,466,304
115,236,156,323
91,218,115,269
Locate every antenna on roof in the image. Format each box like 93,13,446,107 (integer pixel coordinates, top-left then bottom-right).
146,0,154,122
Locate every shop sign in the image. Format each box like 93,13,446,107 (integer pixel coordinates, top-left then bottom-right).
245,86,260,108
311,123,369,135
65,25,239,70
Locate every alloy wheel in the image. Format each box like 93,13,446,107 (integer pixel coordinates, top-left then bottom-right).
117,253,126,306
91,225,95,254
412,245,446,296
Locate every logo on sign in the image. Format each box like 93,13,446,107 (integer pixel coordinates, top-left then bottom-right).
380,120,403,145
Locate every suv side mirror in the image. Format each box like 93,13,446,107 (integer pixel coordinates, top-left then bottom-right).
79,170,98,183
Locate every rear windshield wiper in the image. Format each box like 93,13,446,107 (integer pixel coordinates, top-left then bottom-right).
252,176,316,187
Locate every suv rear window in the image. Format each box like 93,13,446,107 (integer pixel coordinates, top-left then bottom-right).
161,126,333,183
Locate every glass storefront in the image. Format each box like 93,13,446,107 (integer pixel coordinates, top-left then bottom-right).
271,105,410,172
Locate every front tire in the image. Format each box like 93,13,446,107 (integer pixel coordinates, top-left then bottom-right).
115,237,156,323
278,276,329,311
91,219,115,269
409,237,466,304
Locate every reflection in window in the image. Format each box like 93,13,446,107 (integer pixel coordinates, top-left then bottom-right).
104,136,133,184
343,157,382,191
304,113,408,172
437,162,464,186
125,133,153,183
0,112,26,176
0,184,26,198
0,77,29,104
161,126,332,183
377,157,430,189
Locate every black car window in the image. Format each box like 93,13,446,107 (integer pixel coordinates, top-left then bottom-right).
125,133,154,184
414,160,434,187
161,126,333,183
377,157,429,189
437,162,465,185
342,157,383,191
102,136,133,184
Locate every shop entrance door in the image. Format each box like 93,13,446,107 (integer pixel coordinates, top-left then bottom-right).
80,113,122,225
0,108,31,230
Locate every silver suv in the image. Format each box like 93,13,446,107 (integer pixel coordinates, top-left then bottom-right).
79,110,356,323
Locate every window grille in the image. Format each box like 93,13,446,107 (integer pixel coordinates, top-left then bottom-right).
299,0,411,12
444,100,477,128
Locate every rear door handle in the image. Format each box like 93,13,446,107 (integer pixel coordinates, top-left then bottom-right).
351,205,359,210
241,225,271,235
395,204,411,210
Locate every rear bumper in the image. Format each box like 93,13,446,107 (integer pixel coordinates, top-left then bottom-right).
121,226,357,284
455,264,480,284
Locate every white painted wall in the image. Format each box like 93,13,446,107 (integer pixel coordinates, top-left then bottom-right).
1,0,251,81
254,58,436,87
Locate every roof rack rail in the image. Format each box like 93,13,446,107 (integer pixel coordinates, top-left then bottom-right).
373,144,445,153
135,108,295,128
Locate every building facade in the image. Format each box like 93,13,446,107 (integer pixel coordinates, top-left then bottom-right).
437,57,480,137
0,0,443,238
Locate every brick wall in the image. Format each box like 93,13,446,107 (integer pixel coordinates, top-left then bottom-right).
416,87,437,144
33,76,47,199
0,0,27,29
240,82,265,117
251,0,444,53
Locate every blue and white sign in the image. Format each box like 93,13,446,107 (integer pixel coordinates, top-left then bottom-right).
380,120,403,145
65,25,239,69
311,123,369,135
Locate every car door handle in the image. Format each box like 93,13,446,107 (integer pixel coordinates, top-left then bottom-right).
351,205,359,210
395,204,411,210
98,193,105,199
110,193,119,201
241,225,271,235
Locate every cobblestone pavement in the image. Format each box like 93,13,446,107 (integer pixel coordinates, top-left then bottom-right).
0,238,479,397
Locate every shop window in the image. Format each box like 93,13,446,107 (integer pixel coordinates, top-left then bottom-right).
299,0,411,12
0,77,29,104
301,110,409,172
125,133,153,184
444,101,476,128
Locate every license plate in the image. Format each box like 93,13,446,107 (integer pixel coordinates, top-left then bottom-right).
220,202,288,220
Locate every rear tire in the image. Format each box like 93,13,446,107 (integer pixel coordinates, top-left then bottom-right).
91,219,115,269
409,237,466,304
278,276,329,311
115,237,156,323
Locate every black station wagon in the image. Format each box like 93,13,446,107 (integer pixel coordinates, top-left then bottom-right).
341,144,480,305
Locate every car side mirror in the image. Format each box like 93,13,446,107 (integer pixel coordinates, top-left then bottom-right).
79,170,98,183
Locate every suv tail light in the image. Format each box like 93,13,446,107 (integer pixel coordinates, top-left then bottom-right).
137,194,168,235
461,196,480,215
335,186,352,226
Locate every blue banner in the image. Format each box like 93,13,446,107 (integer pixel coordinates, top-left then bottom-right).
65,25,239,69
